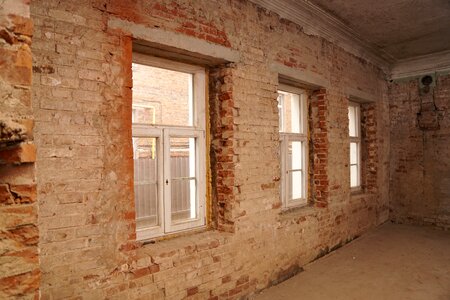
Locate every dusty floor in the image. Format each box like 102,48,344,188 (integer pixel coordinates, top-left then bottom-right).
255,223,450,300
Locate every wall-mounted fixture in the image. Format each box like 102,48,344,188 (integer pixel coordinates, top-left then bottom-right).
417,74,439,130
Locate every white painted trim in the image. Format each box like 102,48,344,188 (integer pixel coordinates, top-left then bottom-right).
164,129,206,233
251,0,393,72
273,63,330,89
109,17,240,63
390,50,450,80
348,102,361,189
194,71,206,130
279,135,308,208
133,129,165,240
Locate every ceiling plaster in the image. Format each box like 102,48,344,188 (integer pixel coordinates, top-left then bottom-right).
250,0,450,79
311,0,450,60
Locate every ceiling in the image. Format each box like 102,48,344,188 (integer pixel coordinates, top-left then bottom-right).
309,0,450,60
251,0,450,77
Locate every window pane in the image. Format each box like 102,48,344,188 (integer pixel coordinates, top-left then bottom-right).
133,137,159,229
288,141,303,170
170,137,197,223
132,63,193,127
348,106,356,137
288,170,303,200
350,165,358,187
279,91,301,133
171,178,196,223
350,142,358,165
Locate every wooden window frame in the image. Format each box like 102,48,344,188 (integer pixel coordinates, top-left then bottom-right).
278,84,309,208
349,101,361,190
132,54,206,240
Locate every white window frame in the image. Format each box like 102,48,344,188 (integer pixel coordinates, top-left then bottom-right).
132,54,206,240
278,84,308,208
348,101,361,189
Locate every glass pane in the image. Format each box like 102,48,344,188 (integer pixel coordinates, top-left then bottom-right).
350,165,358,187
288,141,303,170
350,142,358,164
133,137,159,228
348,106,356,137
279,91,301,133
132,63,193,127
171,178,196,222
288,170,303,200
170,137,197,223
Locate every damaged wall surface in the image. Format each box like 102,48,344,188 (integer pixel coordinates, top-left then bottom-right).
0,0,39,299
12,0,450,297
390,74,450,229
28,0,390,298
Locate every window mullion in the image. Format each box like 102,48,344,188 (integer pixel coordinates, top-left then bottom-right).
284,135,289,206
349,102,361,189
163,129,171,233
280,134,287,207
357,141,361,187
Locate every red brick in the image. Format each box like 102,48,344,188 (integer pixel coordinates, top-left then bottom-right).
187,286,198,296
0,143,36,164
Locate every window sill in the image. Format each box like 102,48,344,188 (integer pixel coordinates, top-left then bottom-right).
350,187,364,195
138,225,210,245
350,187,374,199
279,202,317,218
137,227,233,253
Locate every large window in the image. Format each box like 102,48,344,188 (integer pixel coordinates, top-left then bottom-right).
278,85,308,208
348,101,361,189
132,53,206,240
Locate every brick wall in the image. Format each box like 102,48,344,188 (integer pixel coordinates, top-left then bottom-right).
361,102,378,194
389,74,450,230
0,0,40,298
209,66,237,233
29,0,390,298
310,89,330,208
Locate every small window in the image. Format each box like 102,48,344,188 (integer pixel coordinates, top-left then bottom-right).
132,53,206,240
278,86,308,208
348,102,361,188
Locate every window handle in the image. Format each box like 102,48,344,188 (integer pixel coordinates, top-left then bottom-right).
165,179,169,185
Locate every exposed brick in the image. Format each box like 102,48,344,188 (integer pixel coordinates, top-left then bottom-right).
389,75,450,230
0,2,39,298
310,89,330,207
236,275,249,286
186,286,198,296
361,103,378,193
9,15,34,37
26,0,392,299
0,143,36,164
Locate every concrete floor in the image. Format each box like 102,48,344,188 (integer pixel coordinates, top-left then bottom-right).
255,223,450,300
